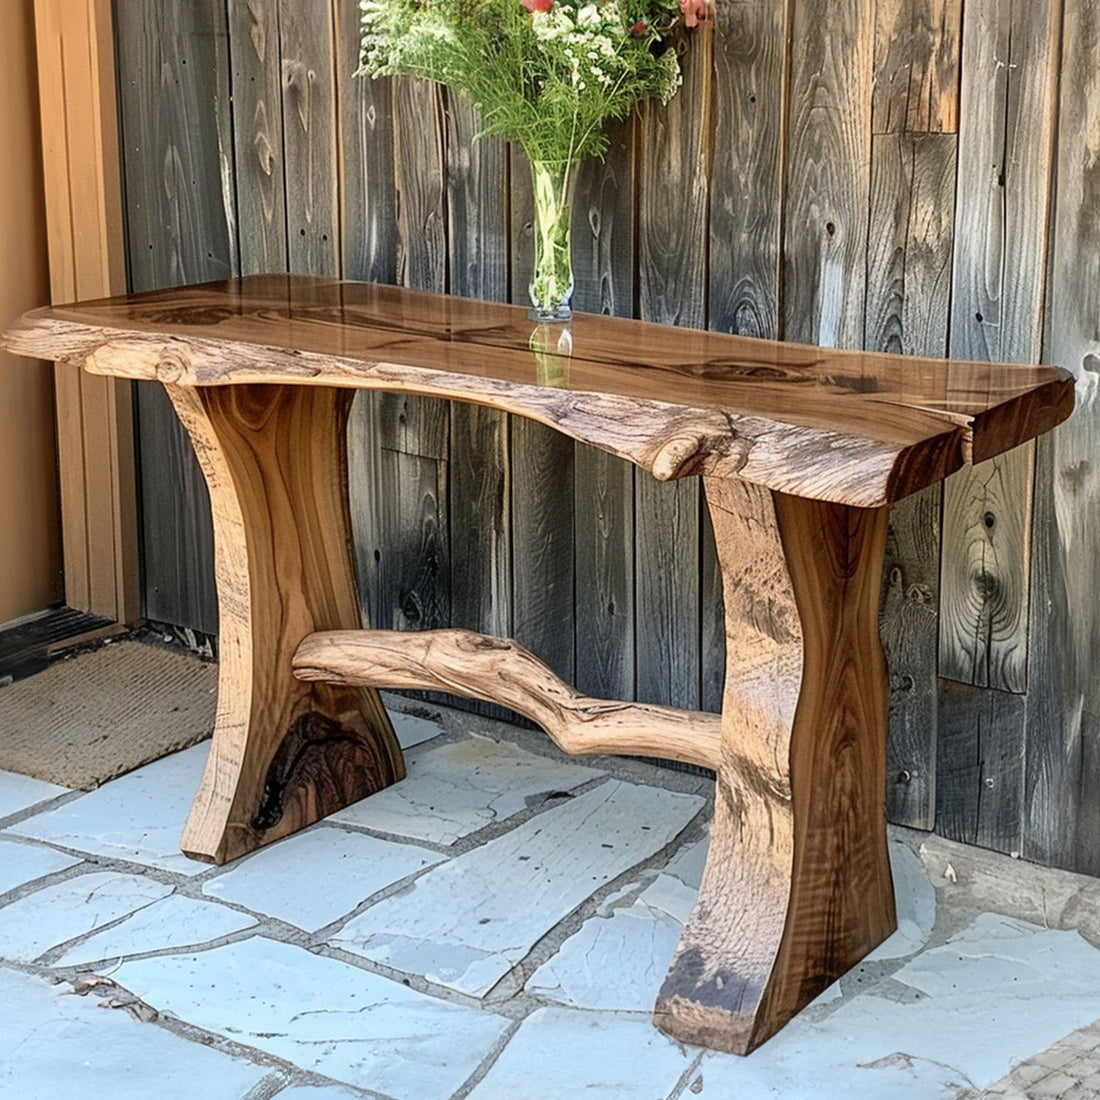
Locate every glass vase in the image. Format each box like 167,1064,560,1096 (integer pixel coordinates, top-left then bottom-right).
528,159,576,322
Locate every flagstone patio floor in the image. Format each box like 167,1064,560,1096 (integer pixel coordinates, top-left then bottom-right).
2,695,1100,1099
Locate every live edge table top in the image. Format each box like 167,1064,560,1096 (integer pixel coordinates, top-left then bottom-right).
5,273,1074,508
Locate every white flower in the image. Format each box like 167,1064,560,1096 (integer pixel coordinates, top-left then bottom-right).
577,4,600,25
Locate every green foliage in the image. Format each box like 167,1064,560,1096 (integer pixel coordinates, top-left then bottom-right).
357,0,694,162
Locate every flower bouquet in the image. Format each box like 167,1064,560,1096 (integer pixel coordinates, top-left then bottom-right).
357,0,712,320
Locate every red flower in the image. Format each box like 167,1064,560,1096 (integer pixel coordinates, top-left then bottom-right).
522,0,553,12
679,0,712,28
629,20,647,36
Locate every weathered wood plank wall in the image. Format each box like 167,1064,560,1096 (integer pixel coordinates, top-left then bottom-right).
114,0,1100,873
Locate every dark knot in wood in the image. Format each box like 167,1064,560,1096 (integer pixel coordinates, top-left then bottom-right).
252,711,385,832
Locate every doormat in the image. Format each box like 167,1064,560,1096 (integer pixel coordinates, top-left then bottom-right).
0,639,217,790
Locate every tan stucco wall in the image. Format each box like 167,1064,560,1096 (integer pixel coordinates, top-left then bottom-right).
0,0,61,625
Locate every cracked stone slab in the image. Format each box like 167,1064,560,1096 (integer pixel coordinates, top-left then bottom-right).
0,837,80,896
56,894,258,967
700,912,1100,1097
390,709,447,749
526,901,682,1010
0,967,266,1098
111,936,510,1100
0,871,172,963
635,835,709,926
202,825,443,932
330,779,705,997
6,743,208,874
0,769,69,820
894,912,1100,1008
466,1007,693,1100
329,733,600,846
866,841,938,962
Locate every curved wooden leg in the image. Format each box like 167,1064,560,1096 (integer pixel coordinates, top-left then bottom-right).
653,478,895,1054
165,382,405,864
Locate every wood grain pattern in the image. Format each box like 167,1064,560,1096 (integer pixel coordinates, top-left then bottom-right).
636,33,710,709
873,0,961,134
382,73,450,662
335,0,397,285
507,145,577,687
937,678,1024,853
1023,0,1100,873
939,0,1061,693
866,126,957,829
278,0,339,276
783,0,872,349
446,95,512,714
227,0,288,275
571,118,636,703
654,479,895,1054
5,275,1073,508
708,0,787,340
879,485,941,828
294,628,721,770
114,0,237,634
165,382,403,863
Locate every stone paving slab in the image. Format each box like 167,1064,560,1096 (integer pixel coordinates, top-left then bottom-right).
273,1087,366,1100
0,871,172,963
0,769,68,820
0,966,267,1099
526,901,682,1011
331,779,705,997
6,690,1100,1100
111,936,511,1100
0,836,80,895
57,893,258,967
202,824,443,932
466,1007,694,1100
699,912,1100,1098
6,742,210,874
330,733,599,846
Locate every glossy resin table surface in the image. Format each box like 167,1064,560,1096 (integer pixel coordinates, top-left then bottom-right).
5,274,1074,507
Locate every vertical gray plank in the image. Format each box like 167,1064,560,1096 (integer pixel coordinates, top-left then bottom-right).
937,679,1025,853
783,0,873,349
378,450,449,632
116,0,237,635
708,0,787,340
279,0,340,275
573,117,635,702
873,0,961,135
704,0,788,714
446,95,511,714
508,146,575,681
866,128,957,829
335,0,400,628
1024,0,1100,873
228,0,288,274
393,78,447,293
635,39,711,710
336,0,398,285
377,76,450,638
938,0,1061,693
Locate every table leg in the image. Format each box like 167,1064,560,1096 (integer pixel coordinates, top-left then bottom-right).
164,382,405,864
653,478,895,1054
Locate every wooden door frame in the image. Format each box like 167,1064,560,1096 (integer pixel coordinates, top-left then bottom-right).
32,0,139,624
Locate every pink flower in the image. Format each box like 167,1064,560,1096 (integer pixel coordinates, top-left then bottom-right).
522,0,553,12
679,0,712,28
629,20,647,36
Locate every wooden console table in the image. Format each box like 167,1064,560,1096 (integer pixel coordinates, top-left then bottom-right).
3,275,1073,1055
